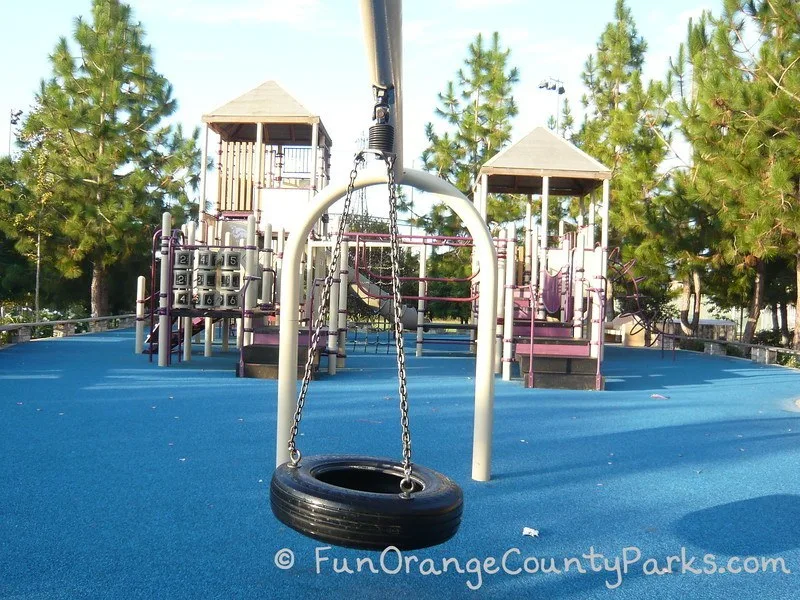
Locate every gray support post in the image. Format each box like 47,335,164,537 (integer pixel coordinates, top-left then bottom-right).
236,239,245,350
183,222,196,361
337,241,349,368
261,223,274,305
276,227,286,302
524,200,532,284
327,240,340,376
416,243,427,357
502,224,516,381
222,231,231,352
204,223,216,357
494,228,507,374
157,212,171,367
244,215,258,346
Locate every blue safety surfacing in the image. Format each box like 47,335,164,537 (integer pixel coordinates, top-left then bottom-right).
2,330,800,599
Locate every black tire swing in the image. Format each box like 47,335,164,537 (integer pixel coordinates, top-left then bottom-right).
270,118,463,550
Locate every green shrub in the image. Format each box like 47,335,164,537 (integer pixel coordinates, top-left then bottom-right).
726,345,746,358
678,339,704,352
752,330,785,347
778,354,800,369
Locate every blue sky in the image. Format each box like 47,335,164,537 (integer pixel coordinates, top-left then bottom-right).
1,0,711,201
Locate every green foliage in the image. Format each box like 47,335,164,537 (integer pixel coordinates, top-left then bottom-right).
416,31,521,318
577,0,672,283
426,250,473,322
343,214,419,322
725,344,746,358
777,354,800,369
751,329,784,347
420,32,523,237
12,0,200,316
678,338,705,352
671,0,800,344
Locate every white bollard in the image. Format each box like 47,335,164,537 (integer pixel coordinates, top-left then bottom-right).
135,275,146,354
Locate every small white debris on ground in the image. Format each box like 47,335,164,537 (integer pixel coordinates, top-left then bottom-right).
522,527,540,538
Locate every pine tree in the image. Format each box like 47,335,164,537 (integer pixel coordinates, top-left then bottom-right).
676,1,800,345
418,32,522,321
17,0,199,316
576,0,672,318
420,31,522,235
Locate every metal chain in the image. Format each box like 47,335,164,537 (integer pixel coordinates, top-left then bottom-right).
386,155,414,497
287,153,364,466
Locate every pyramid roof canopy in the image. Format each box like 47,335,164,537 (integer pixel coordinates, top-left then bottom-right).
479,127,610,196
202,80,331,146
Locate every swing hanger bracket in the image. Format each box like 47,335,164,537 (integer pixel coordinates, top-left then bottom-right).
371,85,393,123
368,85,396,157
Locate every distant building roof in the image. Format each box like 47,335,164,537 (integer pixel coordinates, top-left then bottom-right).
202,80,331,146
670,319,736,326
479,127,611,196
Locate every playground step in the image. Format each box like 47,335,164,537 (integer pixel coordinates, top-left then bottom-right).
239,362,307,380
515,353,601,390
522,355,598,375
238,343,317,380
526,372,603,391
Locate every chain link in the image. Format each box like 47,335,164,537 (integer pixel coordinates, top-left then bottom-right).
287,153,364,466
386,155,414,496
286,150,414,499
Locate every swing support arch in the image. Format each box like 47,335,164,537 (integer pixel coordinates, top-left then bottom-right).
276,165,499,481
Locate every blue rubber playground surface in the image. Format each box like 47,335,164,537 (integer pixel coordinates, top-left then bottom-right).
2,329,800,599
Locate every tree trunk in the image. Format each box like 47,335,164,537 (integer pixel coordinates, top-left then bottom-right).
679,272,700,335
779,301,790,346
679,275,692,335
691,269,701,332
91,262,109,318
794,251,800,350
742,258,766,344
771,304,780,332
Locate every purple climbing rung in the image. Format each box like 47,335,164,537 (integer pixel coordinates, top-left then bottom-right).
515,342,591,358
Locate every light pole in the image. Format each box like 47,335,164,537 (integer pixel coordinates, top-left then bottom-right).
8,109,22,156
538,78,565,135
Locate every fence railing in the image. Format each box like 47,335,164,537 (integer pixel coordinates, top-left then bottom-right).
0,314,136,345
660,333,800,367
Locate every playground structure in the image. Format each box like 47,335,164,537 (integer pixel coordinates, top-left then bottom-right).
135,0,613,485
